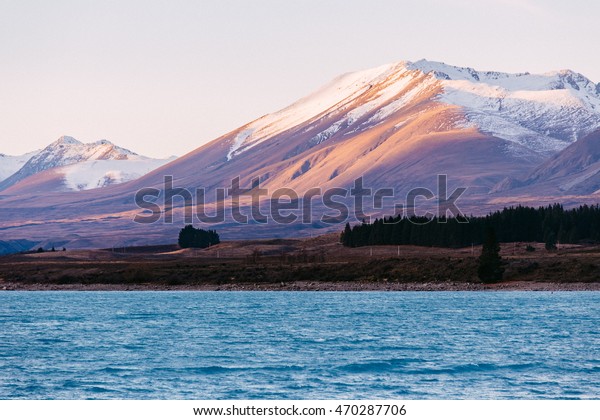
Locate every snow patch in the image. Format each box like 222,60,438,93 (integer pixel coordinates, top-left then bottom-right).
227,129,254,161
59,158,175,191
0,151,38,182
309,121,344,146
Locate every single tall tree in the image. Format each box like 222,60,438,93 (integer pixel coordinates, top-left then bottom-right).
478,226,504,283
341,223,353,247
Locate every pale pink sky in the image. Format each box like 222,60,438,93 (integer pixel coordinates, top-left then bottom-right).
0,0,598,157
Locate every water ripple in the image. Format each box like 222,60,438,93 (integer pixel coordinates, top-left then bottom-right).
0,291,598,399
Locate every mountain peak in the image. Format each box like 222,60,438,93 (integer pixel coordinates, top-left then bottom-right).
93,139,113,146
53,135,82,146
408,59,483,81
550,69,596,92
0,136,145,192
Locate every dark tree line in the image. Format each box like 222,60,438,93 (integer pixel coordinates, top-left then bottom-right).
178,225,220,249
341,204,600,248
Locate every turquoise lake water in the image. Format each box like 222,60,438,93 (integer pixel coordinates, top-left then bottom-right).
0,291,598,399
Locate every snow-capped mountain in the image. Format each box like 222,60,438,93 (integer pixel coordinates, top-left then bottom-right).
0,136,175,193
413,60,600,156
226,60,600,163
1,59,600,248
149,59,600,206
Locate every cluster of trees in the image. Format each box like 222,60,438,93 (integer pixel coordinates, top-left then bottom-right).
340,204,600,249
178,225,220,249
35,246,66,253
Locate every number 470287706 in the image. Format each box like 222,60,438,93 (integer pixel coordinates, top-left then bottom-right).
334,404,406,416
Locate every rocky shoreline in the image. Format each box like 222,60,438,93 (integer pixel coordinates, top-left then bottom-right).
2,280,599,292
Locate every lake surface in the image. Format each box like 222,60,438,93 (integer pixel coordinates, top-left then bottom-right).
0,291,598,399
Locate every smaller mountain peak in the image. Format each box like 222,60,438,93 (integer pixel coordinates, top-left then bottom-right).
557,69,574,75
57,135,80,143
548,69,596,93
408,59,481,82
52,136,82,146
555,69,587,78
555,69,586,81
93,139,113,146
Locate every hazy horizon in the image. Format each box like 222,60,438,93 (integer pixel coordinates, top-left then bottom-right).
1,0,598,157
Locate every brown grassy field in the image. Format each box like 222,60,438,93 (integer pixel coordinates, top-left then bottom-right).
0,234,599,291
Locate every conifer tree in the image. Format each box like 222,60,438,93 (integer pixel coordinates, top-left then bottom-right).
477,227,504,283
341,223,352,247
545,231,557,251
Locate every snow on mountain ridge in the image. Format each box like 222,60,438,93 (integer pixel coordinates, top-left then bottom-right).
225,59,600,163
410,60,600,154
409,60,599,94
226,62,411,160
